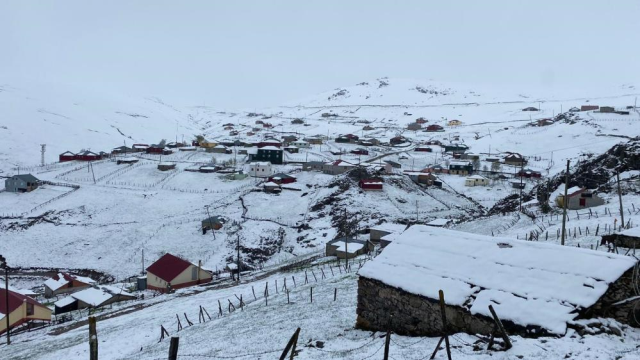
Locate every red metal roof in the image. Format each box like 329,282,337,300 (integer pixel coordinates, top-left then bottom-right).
146,253,192,283
0,289,44,315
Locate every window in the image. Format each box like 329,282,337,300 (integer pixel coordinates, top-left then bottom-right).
26,303,34,316
191,267,198,281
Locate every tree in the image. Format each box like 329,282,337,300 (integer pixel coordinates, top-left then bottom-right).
472,158,481,170
491,161,501,173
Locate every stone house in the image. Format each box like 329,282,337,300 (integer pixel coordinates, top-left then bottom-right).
356,226,640,337
5,174,39,193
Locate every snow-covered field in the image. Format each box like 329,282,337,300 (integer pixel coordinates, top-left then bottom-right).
1,78,640,359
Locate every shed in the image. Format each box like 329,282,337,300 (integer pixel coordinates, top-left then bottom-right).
146,253,212,293
414,146,432,152
268,173,297,184
5,174,39,193
601,227,640,249
369,223,408,245
581,105,599,111
263,181,282,194
425,125,444,132
117,157,139,165
157,162,176,171
407,123,422,131
326,237,371,259
359,178,383,191
555,186,605,210
356,226,640,337
302,161,325,172
69,285,136,310
201,216,225,231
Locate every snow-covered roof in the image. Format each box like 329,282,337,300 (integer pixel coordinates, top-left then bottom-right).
259,146,281,151
263,181,280,187
44,273,95,291
252,162,271,166
426,218,450,227
449,161,471,166
370,223,407,234
358,226,637,335
333,241,364,253
467,175,487,180
620,227,640,238
71,285,134,307
158,162,175,166
120,157,138,162
54,296,76,308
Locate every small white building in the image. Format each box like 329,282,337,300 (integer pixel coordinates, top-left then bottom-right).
291,140,310,149
465,175,489,187
249,162,272,177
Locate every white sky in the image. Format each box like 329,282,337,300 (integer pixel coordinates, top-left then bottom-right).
1,0,639,108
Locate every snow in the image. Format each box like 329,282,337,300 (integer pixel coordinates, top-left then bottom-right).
259,146,281,151
69,288,112,307
54,296,76,308
620,226,640,237
263,181,280,187
359,225,637,334
369,223,407,234
333,241,364,253
43,274,69,292
426,218,450,227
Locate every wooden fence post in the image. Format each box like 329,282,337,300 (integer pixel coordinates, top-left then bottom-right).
383,329,391,360
168,337,179,360
279,328,301,360
334,288,337,301
89,316,98,360
310,287,313,303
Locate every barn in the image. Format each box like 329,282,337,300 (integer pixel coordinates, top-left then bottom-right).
356,226,639,337
146,253,213,293
359,178,383,191
76,150,101,161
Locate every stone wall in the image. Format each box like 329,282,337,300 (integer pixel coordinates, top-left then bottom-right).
581,267,640,327
356,277,495,336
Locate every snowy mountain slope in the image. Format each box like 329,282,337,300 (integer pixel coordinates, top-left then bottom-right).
0,81,197,174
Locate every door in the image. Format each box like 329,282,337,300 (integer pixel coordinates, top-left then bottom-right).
579,198,586,207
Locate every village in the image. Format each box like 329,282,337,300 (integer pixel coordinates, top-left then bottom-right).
1,76,640,360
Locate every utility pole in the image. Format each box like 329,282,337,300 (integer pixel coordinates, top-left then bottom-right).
40,144,46,166
560,160,570,246
416,200,419,222
519,162,524,212
141,249,145,275
617,172,625,230
236,235,241,282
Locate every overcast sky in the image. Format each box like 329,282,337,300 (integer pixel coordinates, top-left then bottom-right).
1,1,638,108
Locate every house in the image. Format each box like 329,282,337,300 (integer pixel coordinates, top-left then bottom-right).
356,225,640,337
302,161,325,172
209,145,230,154
263,181,282,194
390,136,407,145
384,160,401,169
179,146,197,152
132,144,150,152
443,143,469,153
0,289,51,334
415,117,428,124
249,162,272,177
351,148,369,156
201,216,225,232
44,272,96,298
504,152,527,166
284,146,299,154
268,173,297,184
407,123,422,131
224,126,234,131
359,178,383,191
405,171,441,187
281,135,298,145
448,161,473,175
465,175,489,187
157,162,176,171
304,137,324,145
326,237,371,259
59,151,77,162
363,125,375,131
54,285,136,314
460,153,480,161
360,138,380,146
426,218,451,227
447,119,462,126
258,139,282,148
517,168,542,178
581,105,599,111
369,223,407,246
249,146,284,164
291,140,310,149
291,118,305,124
336,135,357,143
117,157,139,165
146,253,212,293
414,146,432,152
522,106,539,111
322,160,357,175
5,174,39,193
425,124,444,132
198,163,220,173
555,186,605,210
424,164,448,174
76,150,101,161
111,146,133,154
600,106,615,113
146,145,172,155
